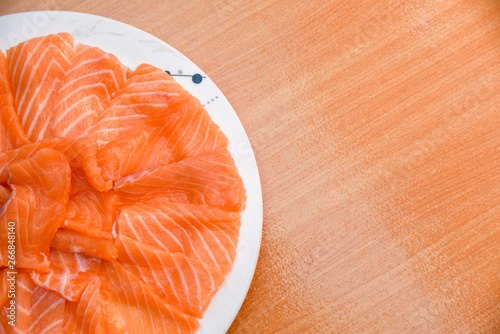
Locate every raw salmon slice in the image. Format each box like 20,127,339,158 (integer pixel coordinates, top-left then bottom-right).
63,169,118,239
127,65,228,161
63,276,106,334
101,260,199,334
97,127,175,181
51,44,128,139
0,138,111,191
0,51,30,151
70,167,94,194
30,249,101,302
91,64,227,181
116,235,225,318
52,229,118,261
0,271,33,333
88,63,184,147
0,271,65,334
0,186,10,206
0,148,71,271
0,95,30,152
7,33,74,141
0,51,11,95
0,269,7,309
159,88,229,162
115,150,246,210
0,52,10,92
117,199,240,274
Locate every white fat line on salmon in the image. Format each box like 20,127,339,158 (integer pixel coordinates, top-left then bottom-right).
60,100,102,137
53,82,111,112
119,91,177,98
19,46,67,127
6,220,17,326
58,69,120,92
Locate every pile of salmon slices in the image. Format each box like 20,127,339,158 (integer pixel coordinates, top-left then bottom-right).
0,32,246,334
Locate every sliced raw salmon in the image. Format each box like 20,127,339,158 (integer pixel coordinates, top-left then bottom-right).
127,65,228,161
101,260,199,334
0,51,30,151
90,64,227,180
0,96,30,152
115,150,246,210
0,32,247,332
116,235,225,318
63,169,118,239
97,127,175,181
52,229,118,261
7,33,74,141
29,285,66,334
87,63,184,146
159,89,229,162
63,276,106,334
30,249,101,302
0,148,71,272
0,51,11,94
0,271,66,334
70,167,93,194
0,186,10,206
0,269,7,309
117,199,240,274
0,271,35,333
51,44,128,139
0,138,112,191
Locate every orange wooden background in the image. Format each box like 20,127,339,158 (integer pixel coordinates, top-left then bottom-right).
2,1,499,333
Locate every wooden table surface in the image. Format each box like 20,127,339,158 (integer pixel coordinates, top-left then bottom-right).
2,1,499,333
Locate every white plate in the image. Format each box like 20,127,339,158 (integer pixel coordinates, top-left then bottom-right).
0,11,262,334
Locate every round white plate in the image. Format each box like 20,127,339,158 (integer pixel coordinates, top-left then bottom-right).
0,11,262,334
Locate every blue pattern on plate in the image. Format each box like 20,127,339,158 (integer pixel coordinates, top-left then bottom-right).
165,70,204,84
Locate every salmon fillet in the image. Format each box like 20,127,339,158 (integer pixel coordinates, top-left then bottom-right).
116,235,225,318
91,64,228,181
0,148,71,272
117,199,240,274
63,169,119,239
30,249,101,302
52,229,118,261
7,33,74,141
0,269,7,309
0,138,112,191
101,260,199,334
115,150,246,210
62,276,106,334
0,51,30,151
97,127,175,181
51,44,128,138
0,186,10,206
0,271,65,334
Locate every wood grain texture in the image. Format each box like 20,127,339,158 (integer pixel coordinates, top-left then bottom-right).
1,1,499,333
